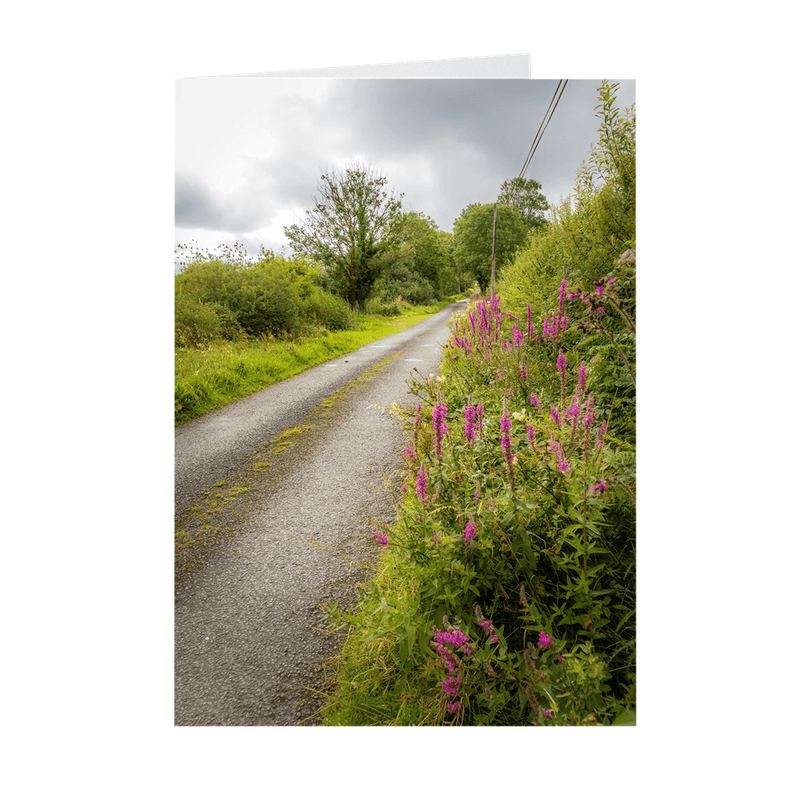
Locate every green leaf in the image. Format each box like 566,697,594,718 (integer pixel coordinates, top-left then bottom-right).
399,637,409,666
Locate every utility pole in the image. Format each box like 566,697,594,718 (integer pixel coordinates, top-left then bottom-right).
490,204,498,298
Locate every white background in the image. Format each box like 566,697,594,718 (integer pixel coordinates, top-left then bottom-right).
2,4,796,797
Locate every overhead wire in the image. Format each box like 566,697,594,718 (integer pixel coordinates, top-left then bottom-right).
519,79,569,179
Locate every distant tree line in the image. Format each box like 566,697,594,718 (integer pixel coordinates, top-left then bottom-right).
282,161,551,308
176,161,554,347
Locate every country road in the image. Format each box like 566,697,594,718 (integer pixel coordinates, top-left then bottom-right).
174,301,464,725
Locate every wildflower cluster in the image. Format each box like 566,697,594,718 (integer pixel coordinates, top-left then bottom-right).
354,288,633,726
431,617,473,715
447,295,520,365
464,518,476,544
540,278,569,342
567,275,633,330
323,85,636,727
372,529,388,547
463,402,484,445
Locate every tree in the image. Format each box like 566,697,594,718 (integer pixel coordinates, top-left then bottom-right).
452,203,529,294
497,177,549,231
378,211,454,302
284,162,403,311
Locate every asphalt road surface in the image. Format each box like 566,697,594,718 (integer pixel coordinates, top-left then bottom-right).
174,301,464,725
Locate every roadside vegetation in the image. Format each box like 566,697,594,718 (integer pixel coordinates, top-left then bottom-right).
174,242,461,424
321,81,635,725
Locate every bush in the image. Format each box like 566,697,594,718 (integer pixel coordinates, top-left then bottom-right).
374,259,437,306
175,249,359,344
175,296,224,348
226,282,300,338
301,287,358,331
365,297,402,316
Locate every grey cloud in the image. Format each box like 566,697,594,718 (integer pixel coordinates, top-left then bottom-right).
176,77,635,251
312,79,626,230
175,172,221,229
175,171,276,235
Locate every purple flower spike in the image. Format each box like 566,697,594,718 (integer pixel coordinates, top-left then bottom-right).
537,631,554,649
432,400,448,458
464,518,477,543
416,465,428,504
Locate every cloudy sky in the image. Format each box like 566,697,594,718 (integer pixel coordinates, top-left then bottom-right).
175,77,635,263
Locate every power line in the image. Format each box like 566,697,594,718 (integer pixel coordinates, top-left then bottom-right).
519,79,569,179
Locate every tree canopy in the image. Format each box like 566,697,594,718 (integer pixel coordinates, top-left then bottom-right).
284,162,403,311
376,211,455,302
452,203,529,294
497,177,549,231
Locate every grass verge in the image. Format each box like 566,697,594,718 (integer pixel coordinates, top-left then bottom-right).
175,301,452,425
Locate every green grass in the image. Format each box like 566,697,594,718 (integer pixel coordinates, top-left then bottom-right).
175,302,452,424
320,553,447,726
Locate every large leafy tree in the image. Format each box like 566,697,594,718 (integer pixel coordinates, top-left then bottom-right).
383,211,454,300
497,177,549,231
284,163,403,311
452,203,529,294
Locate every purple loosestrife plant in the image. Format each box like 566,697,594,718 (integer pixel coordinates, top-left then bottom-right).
413,403,423,449
557,351,568,404
577,362,588,399
500,405,514,484
564,401,581,426
537,631,554,649
542,278,570,343
432,399,448,460
432,618,474,714
596,421,608,450
549,432,571,474
416,465,428,504
581,393,596,455
475,606,499,644
464,404,477,445
475,404,485,435
373,530,389,547
402,445,418,466
555,444,571,474
464,518,477,544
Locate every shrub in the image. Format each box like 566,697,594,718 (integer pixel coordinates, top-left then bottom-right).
175,296,224,348
365,297,402,316
301,287,358,331
226,282,299,338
